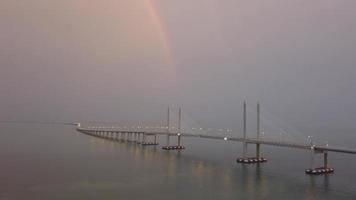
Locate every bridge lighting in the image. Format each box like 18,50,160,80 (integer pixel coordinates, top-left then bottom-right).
177,133,181,136
199,128,203,130
224,137,228,141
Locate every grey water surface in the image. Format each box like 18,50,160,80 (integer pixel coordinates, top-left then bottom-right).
1,123,356,200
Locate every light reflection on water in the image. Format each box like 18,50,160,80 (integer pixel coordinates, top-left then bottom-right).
0,124,355,200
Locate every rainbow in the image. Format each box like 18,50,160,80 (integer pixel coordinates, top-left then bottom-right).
144,0,175,72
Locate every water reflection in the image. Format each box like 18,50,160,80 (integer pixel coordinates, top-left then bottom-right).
69,130,355,199
305,174,331,200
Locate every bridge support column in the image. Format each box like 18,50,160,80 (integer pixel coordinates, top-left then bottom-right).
166,107,171,146
305,148,334,175
242,102,247,158
166,135,170,146
324,151,328,169
137,133,141,143
140,133,159,145
178,135,181,146
256,144,261,159
256,102,262,159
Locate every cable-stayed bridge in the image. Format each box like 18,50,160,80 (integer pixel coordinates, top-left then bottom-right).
75,102,356,175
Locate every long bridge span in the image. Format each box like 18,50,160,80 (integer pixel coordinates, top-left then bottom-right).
75,102,356,175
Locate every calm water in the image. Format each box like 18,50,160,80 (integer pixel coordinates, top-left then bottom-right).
1,123,356,200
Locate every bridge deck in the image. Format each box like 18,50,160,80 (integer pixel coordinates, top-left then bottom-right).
77,128,356,155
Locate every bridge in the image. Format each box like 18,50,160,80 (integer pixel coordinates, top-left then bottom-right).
75,102,356,175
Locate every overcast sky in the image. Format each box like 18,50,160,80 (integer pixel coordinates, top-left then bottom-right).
1,0,355,139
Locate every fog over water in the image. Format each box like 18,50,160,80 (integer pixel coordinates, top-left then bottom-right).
1,1,356,199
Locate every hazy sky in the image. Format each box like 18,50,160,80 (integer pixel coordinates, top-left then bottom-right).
1,0,355,139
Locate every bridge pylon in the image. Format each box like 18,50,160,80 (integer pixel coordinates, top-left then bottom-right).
237,102,267,164
162,106,185,150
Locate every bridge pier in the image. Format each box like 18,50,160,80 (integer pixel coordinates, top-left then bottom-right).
166,135,170,146
133,133,136,143
136,133,141,144
256,144,261,159
305,147,334,175
141,133,159,146
324,151,328,169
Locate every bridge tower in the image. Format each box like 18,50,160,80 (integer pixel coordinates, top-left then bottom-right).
237,102,267,164
166,107,170,146
162,106,185,150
